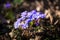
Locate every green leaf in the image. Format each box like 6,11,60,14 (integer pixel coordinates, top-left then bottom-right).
5,11,15,20
13,0,23,4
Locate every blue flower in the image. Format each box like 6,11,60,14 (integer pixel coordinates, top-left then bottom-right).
14,22,17,29
20,19,31,29
20,21,28,29
25,19,31,24
5,2,11,8
31,14,36,20
14,17,26,29
21,11,27,17
22,23,28,29
40,14,46,18
35,12,40,19
17,18,22,22
26,10,36,18
21,16,26,20
26,12,32,18
28,10,37,20
31,10,36,14
14,21,20,29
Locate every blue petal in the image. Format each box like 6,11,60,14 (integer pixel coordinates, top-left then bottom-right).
25,19,31,24
21,22,28,29
21,11,27,17
40,14,46,18
31,10,36,14
14,21,20,29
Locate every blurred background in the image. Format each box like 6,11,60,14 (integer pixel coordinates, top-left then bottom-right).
0,0,60,40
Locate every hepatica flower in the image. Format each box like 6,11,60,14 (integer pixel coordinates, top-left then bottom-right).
22,24,28,29
27,12,32,18
35,12,40,19
29,10,37,20
21,19,31,29
25,19,31,24
31,10,36,14
20,21,28,29
14,10,46,29
14,18,23,29
4,2,11,8
21,11,27,17
27,10,36,18
14,21,20,29
21,16,26,20
40,14,46,18
17,18,22,22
